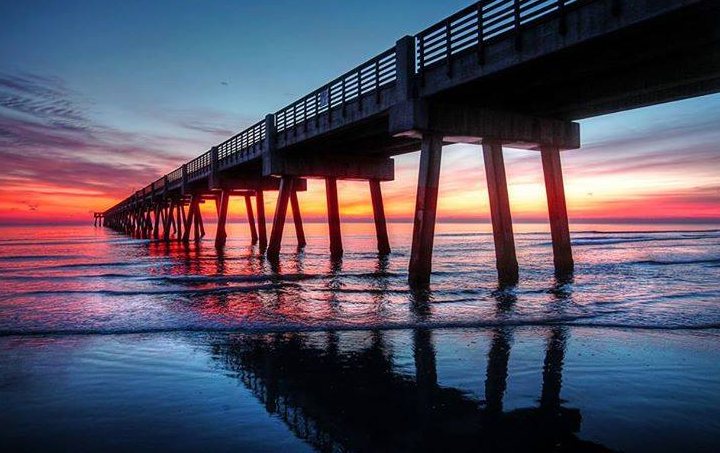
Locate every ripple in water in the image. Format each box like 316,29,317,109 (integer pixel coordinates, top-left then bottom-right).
0,222,719,336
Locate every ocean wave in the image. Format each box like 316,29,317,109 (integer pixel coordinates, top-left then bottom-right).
1,316,718,338
0,254,87,262
0,283,293,300
0,270,409,285
634,258,720,266
560,233,720,246
0,260,172,273
0,238,148,247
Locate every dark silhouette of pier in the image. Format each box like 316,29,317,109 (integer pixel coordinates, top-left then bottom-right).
212,327,615,453
100,0,720,286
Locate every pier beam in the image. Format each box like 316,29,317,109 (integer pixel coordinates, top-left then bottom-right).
267,177,293,259
290,190,307,249
482,141,519,286
409,133,443,286
325,177,343,258
245,195,258,244
370,180,391,255
215,190,230,249
256,190,268,250
541,147,574,276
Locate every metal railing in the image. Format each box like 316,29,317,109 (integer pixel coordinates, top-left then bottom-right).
187,150,212,180
217,119,266,164
275,47,397,133
167,167,183,184
416,0,589,73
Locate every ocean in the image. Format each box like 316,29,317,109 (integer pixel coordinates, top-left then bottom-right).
1,222,719,452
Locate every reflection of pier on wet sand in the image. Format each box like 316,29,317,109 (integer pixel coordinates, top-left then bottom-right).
213,327,614,452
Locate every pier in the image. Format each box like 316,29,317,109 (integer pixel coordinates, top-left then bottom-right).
101,0,720,286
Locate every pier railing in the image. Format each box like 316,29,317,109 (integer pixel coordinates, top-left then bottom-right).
107,0,596,214
217,119,266,165
416,0,590,74
274,47,397,133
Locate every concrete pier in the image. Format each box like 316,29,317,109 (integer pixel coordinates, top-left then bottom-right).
482,141,519,286
325,177,343,258
182,196,198,243
245,194,258,245
256,190,268,250
267,177,293,259
409,134,443,286
215,190,230,249
103,0,718,285
370,180,391,255
541,147,574,276
290,190,307,249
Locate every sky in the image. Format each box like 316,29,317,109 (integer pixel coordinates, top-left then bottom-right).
1,0,718,225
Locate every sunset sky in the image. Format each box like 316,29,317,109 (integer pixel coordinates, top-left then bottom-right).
1,0,719,224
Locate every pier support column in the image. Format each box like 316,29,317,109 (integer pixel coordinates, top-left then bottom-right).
256,190,268,250
153,206,161,240
409,133,443,286
215,190,230,249
325,177,343,258
370,179,391,255
177,202,185,242
197,205,205,239
267,177,293,259
182,196,198,243
245,195,258,244
540,147,574,276
482,141,519,285
145,207,153,239
290,191,307,249
163,202,173,241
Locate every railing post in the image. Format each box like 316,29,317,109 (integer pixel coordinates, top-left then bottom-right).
263,114,276,152
262,114,277,176
445,18,453,77
181,164,188,196
395,35,416,102
209,146,219,189
514,0,522,51
558,0,567,35
374,58,381,105
476,3,485,64
418,34,426,86
356,67,362,113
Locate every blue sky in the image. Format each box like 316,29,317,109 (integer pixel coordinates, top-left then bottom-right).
1,0,719,223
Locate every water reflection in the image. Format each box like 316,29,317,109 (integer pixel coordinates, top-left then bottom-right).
212,326,614,452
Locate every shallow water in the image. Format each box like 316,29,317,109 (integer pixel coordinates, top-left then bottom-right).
1,222,719,452
1,222,719,334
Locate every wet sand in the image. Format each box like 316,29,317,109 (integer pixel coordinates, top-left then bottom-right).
2,326,719,452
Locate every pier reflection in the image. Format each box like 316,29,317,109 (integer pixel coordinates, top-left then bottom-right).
212,326,614,453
